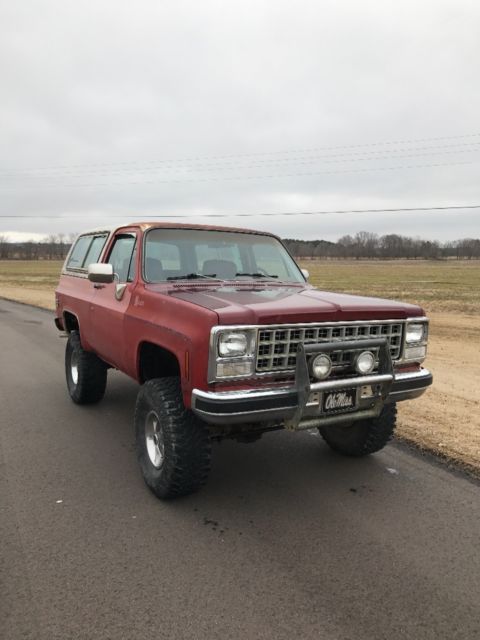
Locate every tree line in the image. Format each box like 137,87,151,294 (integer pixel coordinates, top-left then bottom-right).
283,232,480,259
0,231,479,260
0,234,74,260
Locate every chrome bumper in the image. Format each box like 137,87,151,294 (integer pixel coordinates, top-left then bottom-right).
191,338,432,430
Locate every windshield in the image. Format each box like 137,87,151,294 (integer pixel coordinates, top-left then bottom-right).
143,228,305,283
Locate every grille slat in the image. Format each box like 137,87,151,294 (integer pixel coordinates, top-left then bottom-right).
256,322,403,373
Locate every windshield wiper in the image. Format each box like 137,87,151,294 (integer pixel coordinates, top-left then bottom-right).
235,272,279,279
167,272,280,282
167,273,218,281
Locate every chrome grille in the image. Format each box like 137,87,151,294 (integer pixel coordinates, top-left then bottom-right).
256,322,403,373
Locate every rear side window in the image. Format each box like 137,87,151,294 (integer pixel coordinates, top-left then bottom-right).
67,235,92,269
83,235,108,268
67,234,108,270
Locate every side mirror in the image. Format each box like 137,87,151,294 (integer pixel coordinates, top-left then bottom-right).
88,263,114,284
301,268,309,281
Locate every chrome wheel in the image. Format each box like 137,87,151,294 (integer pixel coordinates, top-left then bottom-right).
70,351,79,385
145,411,165,469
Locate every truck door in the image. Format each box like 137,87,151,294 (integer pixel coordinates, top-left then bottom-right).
87,230,138,369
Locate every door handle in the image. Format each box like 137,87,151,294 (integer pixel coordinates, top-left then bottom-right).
93,284,105,289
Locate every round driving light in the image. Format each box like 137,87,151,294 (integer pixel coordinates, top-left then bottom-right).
355,351,375,375
311,354,332,380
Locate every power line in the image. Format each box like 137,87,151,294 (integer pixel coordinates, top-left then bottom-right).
1,157,479,190
1,204,480,219
3,139,480,178
2,141,480,181
2,131,480,175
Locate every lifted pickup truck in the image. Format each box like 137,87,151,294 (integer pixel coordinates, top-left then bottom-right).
55,222,432,499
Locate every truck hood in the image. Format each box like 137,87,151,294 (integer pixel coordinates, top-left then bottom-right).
154,284,424,325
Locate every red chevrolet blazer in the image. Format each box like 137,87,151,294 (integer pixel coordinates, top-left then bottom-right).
55,222,432,499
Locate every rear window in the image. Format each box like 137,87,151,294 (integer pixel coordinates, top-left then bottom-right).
67,234,108,270
195,243,242,274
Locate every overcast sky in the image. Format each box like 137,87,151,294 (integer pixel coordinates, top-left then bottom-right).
1,0,480,242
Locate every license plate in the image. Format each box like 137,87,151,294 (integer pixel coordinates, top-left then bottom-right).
322,388,357,414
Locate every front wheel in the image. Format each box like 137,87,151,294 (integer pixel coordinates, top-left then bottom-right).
319,403,397,457
134,378,211,499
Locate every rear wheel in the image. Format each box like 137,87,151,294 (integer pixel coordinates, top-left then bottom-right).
319,403,397,456
65,331,107,404
135,378,211,499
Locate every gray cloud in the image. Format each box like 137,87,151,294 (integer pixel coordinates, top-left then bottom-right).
1,0,480,241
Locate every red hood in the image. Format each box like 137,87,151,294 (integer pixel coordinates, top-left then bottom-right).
147,283,424,324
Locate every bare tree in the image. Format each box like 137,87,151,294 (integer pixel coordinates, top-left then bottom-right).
0,235,9,259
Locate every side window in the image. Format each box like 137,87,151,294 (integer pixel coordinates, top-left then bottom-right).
67,235,92,269
107,235,137,282
83,235,108,268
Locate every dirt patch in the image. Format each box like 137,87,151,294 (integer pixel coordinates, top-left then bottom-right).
397,312,480,472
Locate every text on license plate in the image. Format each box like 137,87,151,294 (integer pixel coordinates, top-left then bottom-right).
322,388,357,413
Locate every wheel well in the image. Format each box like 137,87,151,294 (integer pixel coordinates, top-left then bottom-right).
63,311,79,333
138,342,180,382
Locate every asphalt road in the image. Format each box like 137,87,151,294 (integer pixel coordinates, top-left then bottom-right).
1,298,479,640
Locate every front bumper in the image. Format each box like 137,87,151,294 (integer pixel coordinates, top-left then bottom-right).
191,338,432,430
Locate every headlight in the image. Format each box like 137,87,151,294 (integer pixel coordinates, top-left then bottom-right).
311,354,332,380
354,350,376,375
406,323,425,344
218,332,248,357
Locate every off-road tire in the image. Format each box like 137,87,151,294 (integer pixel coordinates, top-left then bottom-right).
134,378,212,499
319,403,397,457
65,331,107,404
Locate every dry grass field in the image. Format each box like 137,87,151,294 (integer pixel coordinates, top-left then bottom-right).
301,258,480,315
0,259,61,309
1,258,479,473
